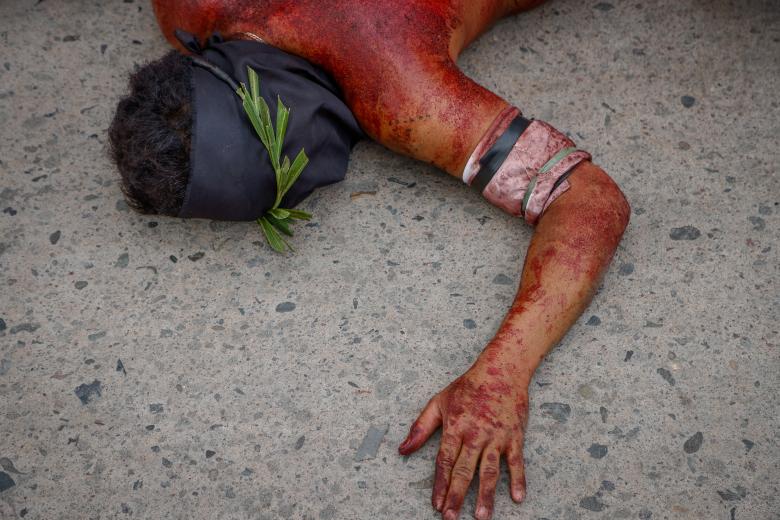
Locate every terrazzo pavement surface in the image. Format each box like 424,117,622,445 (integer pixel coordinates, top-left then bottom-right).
0,0,778,519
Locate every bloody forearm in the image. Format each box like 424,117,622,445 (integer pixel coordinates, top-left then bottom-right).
482,161,630,381
395,163,629,520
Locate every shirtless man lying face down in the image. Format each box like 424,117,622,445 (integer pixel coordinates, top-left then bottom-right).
109,1,630,518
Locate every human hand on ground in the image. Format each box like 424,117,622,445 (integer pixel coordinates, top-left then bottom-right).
398,353,530,520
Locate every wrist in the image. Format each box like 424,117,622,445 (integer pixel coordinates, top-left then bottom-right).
475,339,537,387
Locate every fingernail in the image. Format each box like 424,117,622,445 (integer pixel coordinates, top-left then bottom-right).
443,510,458,520
475,506,489,519
434,497,444,511
511,487,526,503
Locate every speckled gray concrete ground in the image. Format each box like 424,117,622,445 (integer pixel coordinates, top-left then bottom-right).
0,1,778,519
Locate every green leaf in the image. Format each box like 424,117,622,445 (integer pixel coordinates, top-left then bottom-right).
275,95,289,160
257,217,286,252
269,208,291,220
254,100,280,194
241,66,313,252
266,214,294,236
248,67,260,106
239,86,266,144
274,156,292,208
281,149,309,198
242,96,270,149
256,97,276,158
286,208,312,220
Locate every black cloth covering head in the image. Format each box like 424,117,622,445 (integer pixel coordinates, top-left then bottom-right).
175,30,363,220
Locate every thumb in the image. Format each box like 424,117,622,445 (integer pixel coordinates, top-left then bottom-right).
398,397,442,455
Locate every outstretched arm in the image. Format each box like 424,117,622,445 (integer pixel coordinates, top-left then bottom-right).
399,161,630,520
329,30,633,520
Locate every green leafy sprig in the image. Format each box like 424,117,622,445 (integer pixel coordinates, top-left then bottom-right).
236,66,311,253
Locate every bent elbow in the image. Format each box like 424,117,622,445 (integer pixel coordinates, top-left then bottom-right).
584,163,631,236
537,161,631,245
573,163,631,244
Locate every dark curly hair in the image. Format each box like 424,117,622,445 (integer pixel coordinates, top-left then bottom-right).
108,51,193,216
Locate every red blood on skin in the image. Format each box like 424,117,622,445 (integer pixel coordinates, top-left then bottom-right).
398,422,426,454
446,493,463,514
447,400,466,421
433,432,462,510
515,396,529,423
489,331,529,359
432,468,449,509
444,376,523,432
461,425,481,449
495,180,626,345
506,453,523,467
487,381,512,395
151,0,527,176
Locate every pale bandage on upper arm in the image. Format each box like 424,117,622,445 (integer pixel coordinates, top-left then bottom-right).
462,106,591,225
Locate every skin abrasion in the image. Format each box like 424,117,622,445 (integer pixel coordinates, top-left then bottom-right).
151,2,631,519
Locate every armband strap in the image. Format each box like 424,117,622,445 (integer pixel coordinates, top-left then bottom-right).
471,116,531,193
462,107,591,226
522,146,578,213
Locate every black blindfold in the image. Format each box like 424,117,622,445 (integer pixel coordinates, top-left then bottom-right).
175,30,363,221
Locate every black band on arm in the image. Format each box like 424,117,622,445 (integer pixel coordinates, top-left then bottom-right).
470,115,532,193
